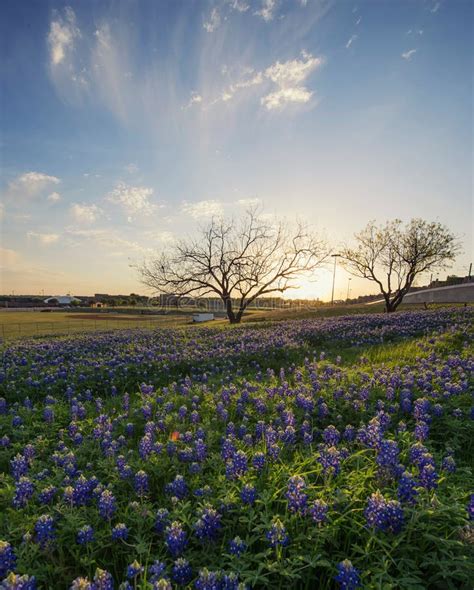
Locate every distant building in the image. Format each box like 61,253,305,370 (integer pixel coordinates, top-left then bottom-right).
44,295,81,306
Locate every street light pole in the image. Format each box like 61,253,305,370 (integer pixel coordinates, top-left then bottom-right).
331,254,340,305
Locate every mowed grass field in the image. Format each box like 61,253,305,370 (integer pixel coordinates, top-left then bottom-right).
0,310,193,340
0,302,463,341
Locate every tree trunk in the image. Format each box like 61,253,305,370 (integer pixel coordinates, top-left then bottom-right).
224,297,237,323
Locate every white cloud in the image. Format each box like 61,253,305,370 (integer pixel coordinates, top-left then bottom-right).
204,7,221,32
401,49,417,60
261,52,323,110
356,16,361,25
228,0,250,12
431,2,440,13
254,0,277,22
200,51,322,112
48,6,80,66
261,87,313,110
181,200,224,219
47,192,61,203
346,34,358,49
6,172,60,199
71,203,103,224
264,53,323,86
106,182,157,217
184,92,203,109
27,232,60,245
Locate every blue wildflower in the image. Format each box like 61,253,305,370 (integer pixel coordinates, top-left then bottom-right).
334,560,361,590
165,522,188,557
171,559,192,586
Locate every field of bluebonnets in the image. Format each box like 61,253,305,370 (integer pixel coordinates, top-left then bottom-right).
1,308,473,590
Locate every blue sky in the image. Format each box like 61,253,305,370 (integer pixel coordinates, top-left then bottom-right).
1,0,472,298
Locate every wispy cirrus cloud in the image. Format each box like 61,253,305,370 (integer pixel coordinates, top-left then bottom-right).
5,172,60,200
401,48,417,60
181,200,224,219
48,6,80,66
27,231,60,245
346,34,358,49
203,7,221,33
254,0,277,22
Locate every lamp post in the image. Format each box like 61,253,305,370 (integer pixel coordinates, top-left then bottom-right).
346,278,352,301
330,254,340,305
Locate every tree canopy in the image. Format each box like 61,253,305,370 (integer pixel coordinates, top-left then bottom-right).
138,208,330,323
339,219,460,312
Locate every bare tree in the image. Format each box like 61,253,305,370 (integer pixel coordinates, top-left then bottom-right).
340,219,460,312
138,208,330,323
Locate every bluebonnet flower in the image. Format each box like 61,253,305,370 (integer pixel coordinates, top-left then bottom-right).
93,568,114,590
441,455,456,473
364,492,404,534
98,490,116,520
266,519,289,548
155,509,170,534
134,470,149,496
397,471,418,505
165,475,188,499
12,477,34,509
225,450,248,480
34,515,55,547
139,435,153,460
418,464,438,490
414,421,429,441
413,398,431,421
126,560,143,579
322,425,340,446
334,560,361,590
195,439,207,462
111,523,129,541
43,407,54,423
285,476,308,515
1,573,37,589
194,506,222,541
194,569,220,590
10,455,28,481
309,499,329,524
72,475,95,507
0,541,16,577
149,561,167,582
77,525,94,545
165,522,188,557
171,559,192,586
240,484,257,505
228,537,246,556
317,446,341,477
252,452,265,471
221,572,244,590
343,425,356,442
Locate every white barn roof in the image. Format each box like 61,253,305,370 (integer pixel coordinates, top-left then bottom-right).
44,296,81,305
